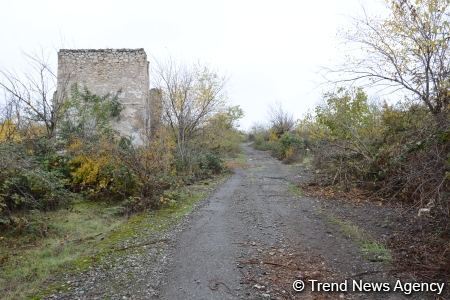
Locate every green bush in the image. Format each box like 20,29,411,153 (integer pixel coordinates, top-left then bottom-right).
279,132,304,162
251,129,305,163
302,87,448,211
252,132,271,151
59,84,122,142
201,152,223,174
68,154,137,201
0,142,74,228
8,169,69,209
186,151,224,180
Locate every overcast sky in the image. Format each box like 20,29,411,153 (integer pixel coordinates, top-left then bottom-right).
0,0,385,129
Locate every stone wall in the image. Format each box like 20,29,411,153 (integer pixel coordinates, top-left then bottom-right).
148,88,163,137
56,48,150,145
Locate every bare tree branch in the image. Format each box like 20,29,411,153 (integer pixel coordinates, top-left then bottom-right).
0,50,70,138
326,0,450,118
153,59,226,166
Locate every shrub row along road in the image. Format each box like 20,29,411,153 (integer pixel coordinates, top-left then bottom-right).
158,144,406,300
52,144,421,299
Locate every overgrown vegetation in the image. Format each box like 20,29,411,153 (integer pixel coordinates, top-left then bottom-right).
251,87,448,215
0,55,243,298
0,58,243,220
0,177,225,299
251,0,449,218
325,212,392,263
250,0,449,282
250,104,306,163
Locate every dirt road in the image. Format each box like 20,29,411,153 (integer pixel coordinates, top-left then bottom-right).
158,144,403,299
53,144,428,299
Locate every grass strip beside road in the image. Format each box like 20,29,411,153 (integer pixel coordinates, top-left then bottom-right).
0,175,227,300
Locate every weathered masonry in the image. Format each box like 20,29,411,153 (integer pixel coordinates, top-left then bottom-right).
56,48,158,145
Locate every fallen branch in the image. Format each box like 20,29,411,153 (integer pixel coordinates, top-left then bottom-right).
263,261,291,268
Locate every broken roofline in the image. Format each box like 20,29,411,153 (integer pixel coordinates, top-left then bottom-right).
58,48,146,53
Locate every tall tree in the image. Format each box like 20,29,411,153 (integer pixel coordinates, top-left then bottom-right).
0,51,70,138
153,59,226,167
334,0,449,118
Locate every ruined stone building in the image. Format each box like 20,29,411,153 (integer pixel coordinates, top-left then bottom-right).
56,48,160,145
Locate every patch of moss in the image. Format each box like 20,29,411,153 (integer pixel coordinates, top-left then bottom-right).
324,213,391,263
23,174,227,299
288,183,303,197
362,241,392,262
0,200,126,300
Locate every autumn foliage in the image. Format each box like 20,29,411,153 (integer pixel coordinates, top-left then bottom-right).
0,78,243,230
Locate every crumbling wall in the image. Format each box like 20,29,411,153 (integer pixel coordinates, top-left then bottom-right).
56,48,150,145
148,88,163,137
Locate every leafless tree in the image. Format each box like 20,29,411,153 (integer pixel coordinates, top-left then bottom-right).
0,92,21,140
267,102,295,136
329,0,449,119
153,59,226,167
0,51,69,138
